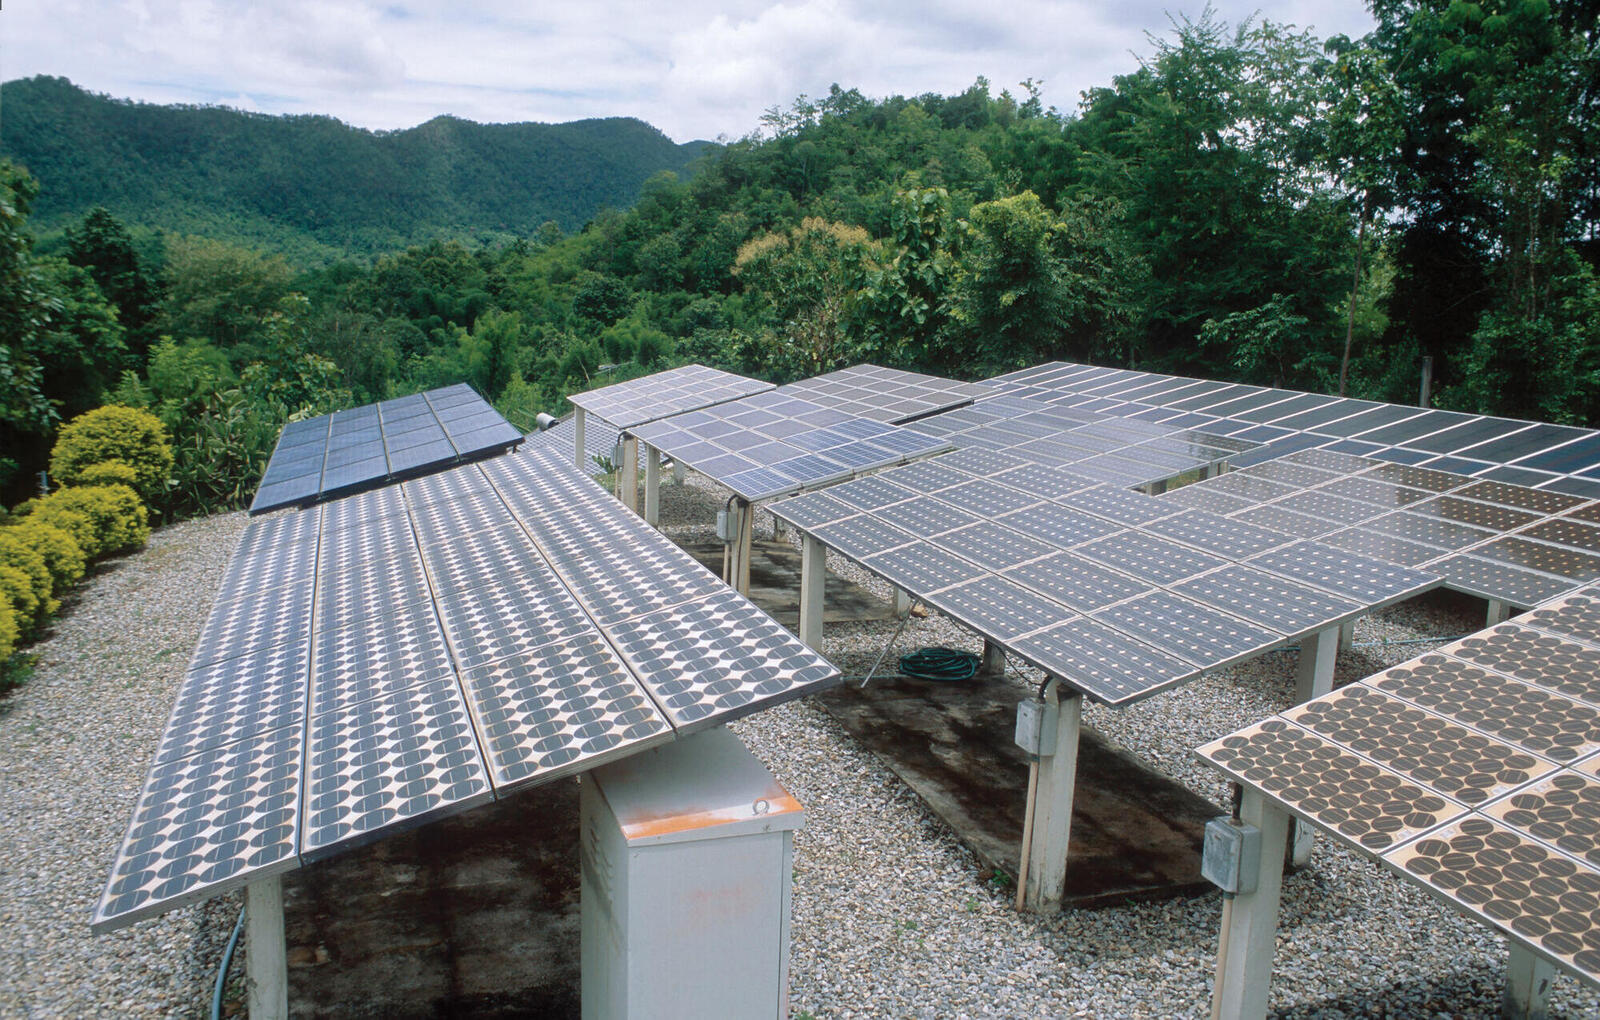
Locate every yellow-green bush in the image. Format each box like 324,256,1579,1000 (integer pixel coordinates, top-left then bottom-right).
0,598,17,664
77,460,141,490
29,485,150,559
10,521,85,590
0,531,55,621
50,405,174,501
0,565,40,635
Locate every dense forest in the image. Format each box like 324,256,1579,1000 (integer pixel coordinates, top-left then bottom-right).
1,76,711,262
2,1,1598,518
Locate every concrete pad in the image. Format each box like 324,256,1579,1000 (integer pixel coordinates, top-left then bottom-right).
819,675,1220,909
283,781,582,1018
679,537,897,629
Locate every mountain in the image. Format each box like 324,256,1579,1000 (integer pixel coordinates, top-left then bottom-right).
0,76,713,262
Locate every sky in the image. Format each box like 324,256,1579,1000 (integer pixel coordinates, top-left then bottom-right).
3,1,1378,143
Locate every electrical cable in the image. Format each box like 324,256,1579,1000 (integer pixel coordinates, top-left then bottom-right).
211,904,246,1020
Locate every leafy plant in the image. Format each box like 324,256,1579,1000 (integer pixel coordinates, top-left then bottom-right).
29,483,149,559
8,519,85,589
49,404,173,500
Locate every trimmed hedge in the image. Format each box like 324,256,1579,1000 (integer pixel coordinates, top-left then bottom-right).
50,405,173,501
0,531,55,622
10,521,86,590
0,599,16,663
0,565,40,636
29,484,150,560
77,460,142,490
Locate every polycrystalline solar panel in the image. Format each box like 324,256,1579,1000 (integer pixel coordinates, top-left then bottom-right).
861,544,987,595
768,490,858,531
1056,485,1176,526
934,520,1057,570
1246,541,1440,606
875,495,983,537
1317,527,1451,568
924,574,1065,640
1469,536,1600,583
1366,510,1493,551
1092,591,1282,667
1174,565,1361,635
1410,494,1542,532
1280,448,1382,474
934,479,1041,518
569,364,773,429
604,587,837,731
459,633,672,792
831,474,916,512
1230,503,1345,540
1274,489,1390,526
1524,516,1600,553
1158,485,1256,516
300,677,493,859
1318,475,1433,511
1003,551,1150,612
1008,617,1195,705
992,463,1098,500
811,514,921,560
1359,462,1468,492
1142,510,1292,560
1424,554,1576,608
1076,530,1230,586
1455,479,1586,515
1200,472,1300,505
996,503,1120,549
935,446,1030,476
92,725,303,932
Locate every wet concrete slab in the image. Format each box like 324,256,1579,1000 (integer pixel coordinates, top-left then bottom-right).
818,675,1221,909
679,537,897,629
283,781,582,1019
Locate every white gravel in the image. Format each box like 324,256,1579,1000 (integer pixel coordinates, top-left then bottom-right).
5,470,1599,1017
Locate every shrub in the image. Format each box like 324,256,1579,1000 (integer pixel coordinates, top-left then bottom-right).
50,405,174,500
0,531,55,620
29,485,149,559
0,565,40,635
0,598,17,663
10,521,86,589
77,460,141,489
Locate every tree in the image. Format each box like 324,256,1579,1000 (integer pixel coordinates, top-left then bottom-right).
159,235,293,357
64,207,163,364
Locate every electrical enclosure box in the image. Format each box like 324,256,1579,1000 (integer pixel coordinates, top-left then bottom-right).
1201,815,1262,895
580,727,804,1020
715,509,734,542
1014,699,1058,758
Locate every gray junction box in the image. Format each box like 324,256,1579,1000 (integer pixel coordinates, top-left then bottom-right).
580,726,805,1019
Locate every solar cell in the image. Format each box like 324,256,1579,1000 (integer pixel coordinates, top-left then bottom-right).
1274,489,1389,526
1523,516,1600,553
1410,494,1541,532
991,463,1098,500
1446,624,1600,707
1455,479,1586,515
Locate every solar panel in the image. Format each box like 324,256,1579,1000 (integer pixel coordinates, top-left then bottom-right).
995,503,1120,549
1423,554,1576,608
875,495,984,537
1365,510,1493,551
568,364,774,430
1230,504,1345,540
1075,530,1230,586
813,514,921,559
1245,541,1440,606
933,479,1042,518
923,575,1065,640
1467,535,1600,583
1002,551,1151,612
1141,510,1293,560
1524,516,1600,554
1007,617,1195,705
1056,485,1177,526
1091,590,1282,666
933,520,1057,570
777,364,991,423
1455,478,1586,515
768,490,859,531
860,544,987,595
1173,565,1361,635
1316,527,1450,568
250,385,521,514
1409,494,1542,532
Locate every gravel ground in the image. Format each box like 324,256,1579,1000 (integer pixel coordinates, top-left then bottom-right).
5,469,1600,1017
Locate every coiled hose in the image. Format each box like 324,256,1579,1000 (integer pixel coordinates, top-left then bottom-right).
898,646,980,683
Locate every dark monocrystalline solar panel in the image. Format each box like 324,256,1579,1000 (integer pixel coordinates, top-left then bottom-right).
250,385,521,514
1403,418,1529,456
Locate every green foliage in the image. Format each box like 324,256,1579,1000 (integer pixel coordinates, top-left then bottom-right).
64,206,164,360
9,520,86,590
0,565,39,636
0,596,17,668
29,484,149,559
49,404,174,500
76,460,141,489
0,528,56,622
572,273,634,326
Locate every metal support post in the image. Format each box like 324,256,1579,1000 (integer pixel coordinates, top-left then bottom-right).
620,437,639,514
672,461,686,484
1338,618,1355,653
1488,599,1512,626
246,875,288,1020
574,407,587,473
979,639,1006,677
799,535,826,651
1210,789,1290,1020
1291,625,1338,865
1503,943,1553,1019
1023,682,1081,913
643,445,661,528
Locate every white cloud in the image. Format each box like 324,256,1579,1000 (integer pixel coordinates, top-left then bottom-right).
1,0,1378,141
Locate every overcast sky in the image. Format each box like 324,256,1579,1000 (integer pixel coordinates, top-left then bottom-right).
4,1,1377,143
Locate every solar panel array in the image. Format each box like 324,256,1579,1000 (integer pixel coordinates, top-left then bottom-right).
776,364,993,423
629,390,953,501
771,448,1439,705
250,385,523,514
903,393,1254,488
94,445,837,934
1157,448,1600,609
1200,584,1600,986
990,361,1600,498
567,364,774,430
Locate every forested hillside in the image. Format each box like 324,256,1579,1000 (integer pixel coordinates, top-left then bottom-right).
2,3,1597,518
0,76,711,262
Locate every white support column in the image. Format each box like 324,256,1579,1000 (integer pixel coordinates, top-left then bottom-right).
979,639,1006,677
672,460,686,484
245,875,288,1020
643,444,661,528
894,586,912,618
1291,625,1339,866
1210,788,1291,1020
799,535,826,651
1338,618,1355,653
574,407,587,473
619,437,640,514
1023,683,1081,914
1488,599,1512,626
1504,944,1553,1020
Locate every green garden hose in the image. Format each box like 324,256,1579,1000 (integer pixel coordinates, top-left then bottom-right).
898,646,980,683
